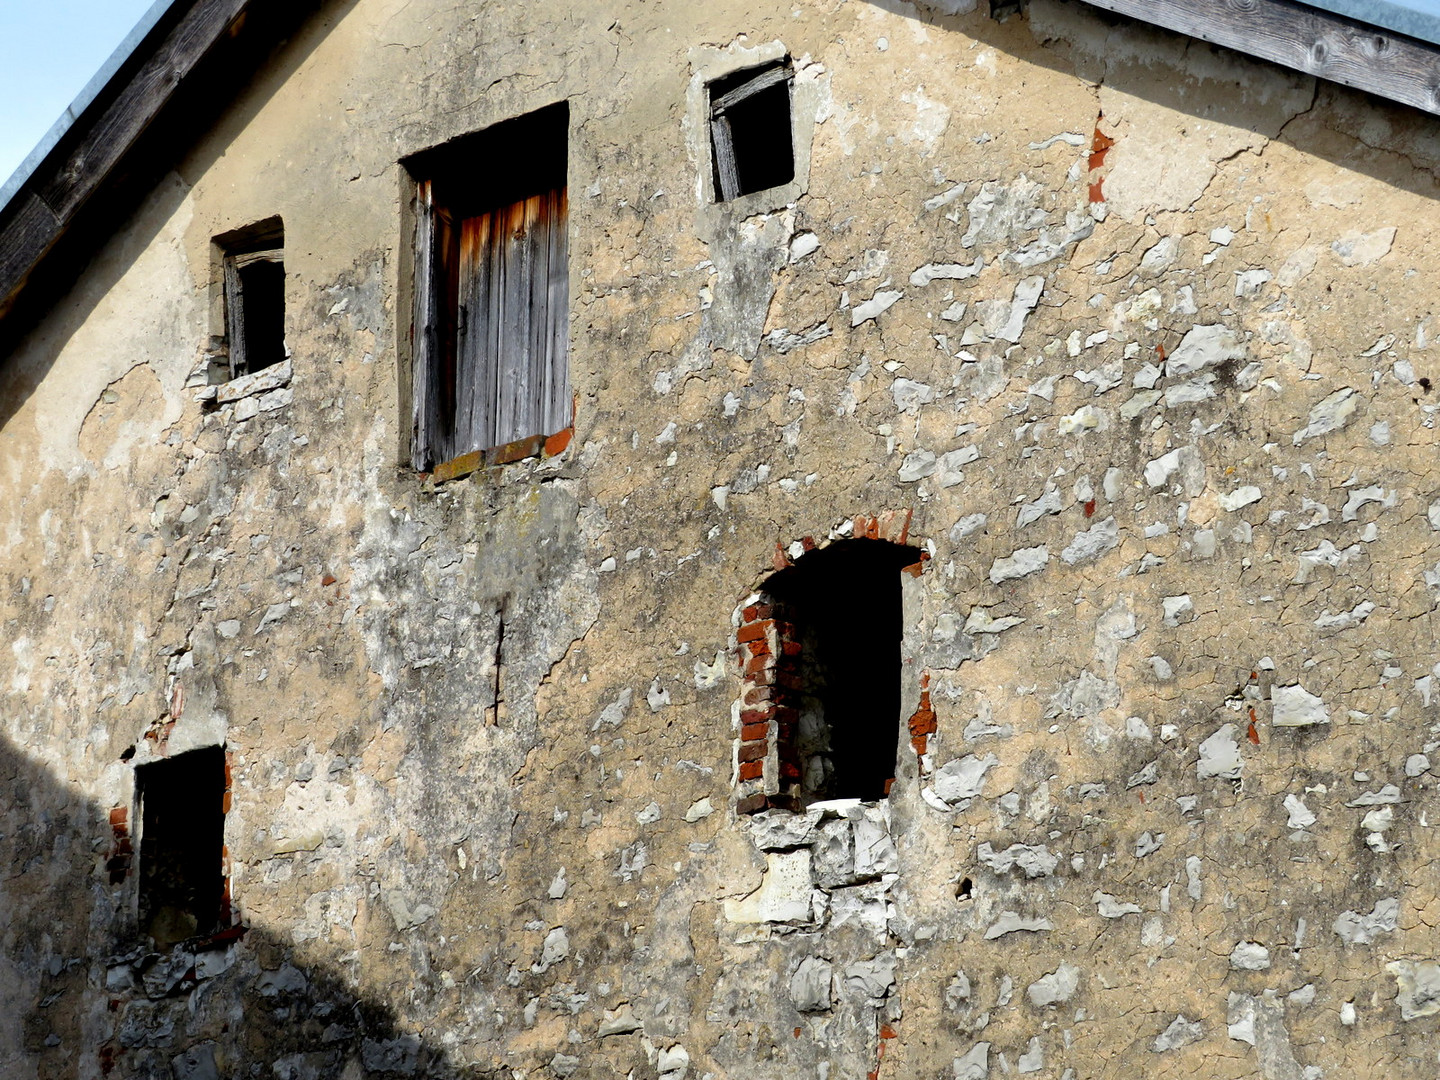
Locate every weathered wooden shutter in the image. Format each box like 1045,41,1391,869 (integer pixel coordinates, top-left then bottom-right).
455,187,569,451
412,182,463,469
223,257,246,381
411,180,438,470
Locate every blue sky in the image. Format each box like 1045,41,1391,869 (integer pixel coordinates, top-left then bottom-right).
0,1,157,190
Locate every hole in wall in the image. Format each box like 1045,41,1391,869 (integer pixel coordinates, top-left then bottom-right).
136,745,227,950
760,538,920,804
708,61,795,201
956,877,974,902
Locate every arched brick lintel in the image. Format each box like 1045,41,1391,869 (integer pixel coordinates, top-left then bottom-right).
732,510,929,816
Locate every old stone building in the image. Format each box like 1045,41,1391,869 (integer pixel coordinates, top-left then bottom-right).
6,0,1440,1075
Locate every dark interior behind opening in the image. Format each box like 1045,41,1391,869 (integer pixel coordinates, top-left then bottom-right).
137,745,226,949
237,258,285,374
764,539,918,803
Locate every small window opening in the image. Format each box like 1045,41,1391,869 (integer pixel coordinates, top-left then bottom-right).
709,60,795,201
761,539,918,804
406,102,571,471
215,217,285,383
136,746,227,950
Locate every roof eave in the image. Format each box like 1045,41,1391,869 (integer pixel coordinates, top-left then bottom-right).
1073,0,1440,117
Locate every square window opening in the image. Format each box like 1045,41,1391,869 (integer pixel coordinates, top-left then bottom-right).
759,539,919,805
406,102,571,472
136,745,227,950
214,217,285,384
709,60,795,202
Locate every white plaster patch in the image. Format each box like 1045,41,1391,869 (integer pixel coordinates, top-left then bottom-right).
1283,794,1316,829
1198,724,1243,780
898,449,937,482
1314,601,1374,632
933,754,1000,805
989,546,1049,583
1388,960,1440,1020
1229,942,1271,970
1219,486,1263,512
1162,595,1193,626
1166,324,1245,377
1060,517,1118,564
724,849,813,924
1094,892,1142,918
909,259,983,286
953,1042,990,1080
852,289,903,326
1332,227,1396,267
977,842,1058,878
1293,387,1360,444
1027,964,1080,1008
1271,684,1329,727
984,911,1055,939
1341,485,1397,522
1333,898,1398,945
1151,1016,1204,1053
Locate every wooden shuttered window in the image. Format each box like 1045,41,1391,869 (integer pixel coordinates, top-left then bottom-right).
411,109,571,473
214,217,286,384
222,248,285,380
709,61,795,202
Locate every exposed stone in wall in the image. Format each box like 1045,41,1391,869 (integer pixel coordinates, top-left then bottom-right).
5,0,1440,1077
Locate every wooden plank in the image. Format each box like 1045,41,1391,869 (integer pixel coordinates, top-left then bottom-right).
523,191,552,443
0,194,62,315
495,197,536,447
482,205,507,449
435,204,462,459
457,209,492,455
223,257,246,380
544,187,571,435
711,64,792,114
711,116,741,201
410,181,437,470
1075,0,1440,116
39,0,252,221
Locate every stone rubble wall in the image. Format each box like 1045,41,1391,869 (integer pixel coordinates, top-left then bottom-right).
2,0,1440,1077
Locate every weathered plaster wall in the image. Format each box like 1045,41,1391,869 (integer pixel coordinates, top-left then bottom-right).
5,0,1440,1077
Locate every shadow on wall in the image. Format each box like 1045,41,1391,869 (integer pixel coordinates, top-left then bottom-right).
863,0,1440,208
0,732,490,1079
0,0,359,439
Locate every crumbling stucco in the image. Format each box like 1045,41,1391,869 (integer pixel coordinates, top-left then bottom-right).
5,0,1440,1077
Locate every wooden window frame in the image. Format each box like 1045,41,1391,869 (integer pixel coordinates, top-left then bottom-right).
221,247,284,382
709,61,795,203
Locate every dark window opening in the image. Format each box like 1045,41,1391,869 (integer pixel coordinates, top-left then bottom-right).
215,218,285,383
709,61,795,201
407,102,571,471
137,746,226,950
761,539,919,804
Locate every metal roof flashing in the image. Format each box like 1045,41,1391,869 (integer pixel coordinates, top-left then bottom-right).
1297,0,1440,46
0,0,183,214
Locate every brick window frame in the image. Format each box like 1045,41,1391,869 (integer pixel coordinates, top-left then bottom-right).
734,511,929,815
